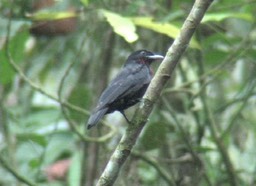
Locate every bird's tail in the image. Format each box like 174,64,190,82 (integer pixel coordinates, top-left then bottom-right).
87,108,108,129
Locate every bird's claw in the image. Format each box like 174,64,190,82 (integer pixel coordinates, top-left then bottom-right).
120,110,132,124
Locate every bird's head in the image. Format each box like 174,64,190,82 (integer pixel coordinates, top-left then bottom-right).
125,50,164,66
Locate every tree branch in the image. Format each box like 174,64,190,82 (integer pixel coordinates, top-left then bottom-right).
201,98,238,186
0,153,36,186
131,151,175,185
97,0,214,185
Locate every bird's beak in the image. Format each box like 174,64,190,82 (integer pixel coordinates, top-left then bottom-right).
147,54,164,60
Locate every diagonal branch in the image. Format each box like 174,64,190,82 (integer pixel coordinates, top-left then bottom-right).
0,153,36,186
97,0,214,185
131,151,175,185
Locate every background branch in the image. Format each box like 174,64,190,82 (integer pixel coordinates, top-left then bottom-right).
131,151,175,185
0,153,36,186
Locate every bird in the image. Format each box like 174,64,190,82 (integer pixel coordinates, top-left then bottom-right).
87,50,164,129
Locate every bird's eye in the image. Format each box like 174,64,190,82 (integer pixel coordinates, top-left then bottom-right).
140,51,146,56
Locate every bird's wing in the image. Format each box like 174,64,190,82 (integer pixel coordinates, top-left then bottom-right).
94,65,150,111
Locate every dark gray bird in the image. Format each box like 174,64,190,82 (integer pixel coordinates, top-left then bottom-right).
87,50,164,129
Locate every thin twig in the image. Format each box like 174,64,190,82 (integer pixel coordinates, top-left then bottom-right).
4,8,37,186
220,72,256,140
132,151,175,185
201,96,238,186
57,27,88,134
162,96,202,164
0,153,37,186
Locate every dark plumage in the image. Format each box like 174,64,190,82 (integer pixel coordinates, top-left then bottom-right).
87,50,164,129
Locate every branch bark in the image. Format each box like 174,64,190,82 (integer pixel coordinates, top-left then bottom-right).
97,0,214,185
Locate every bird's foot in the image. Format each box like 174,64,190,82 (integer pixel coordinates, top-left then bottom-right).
120,110,132,124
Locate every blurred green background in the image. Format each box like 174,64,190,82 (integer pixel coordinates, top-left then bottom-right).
0,0,256,185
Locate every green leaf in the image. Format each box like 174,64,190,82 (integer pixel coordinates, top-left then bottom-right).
0,30,29,84
139,121,168,151
202,12,253,23
28,11,77,21
68,151,81,186
131,17,201,49
44,132,75,164
20,109,61,132
194,146,215,153
0,18,29,37
80,0,89,6
132,17,179,39
101,10,138,43
17,133,47,147
138,161,157,183
205,49,228,66
29,158,41,168
68,85,92,122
